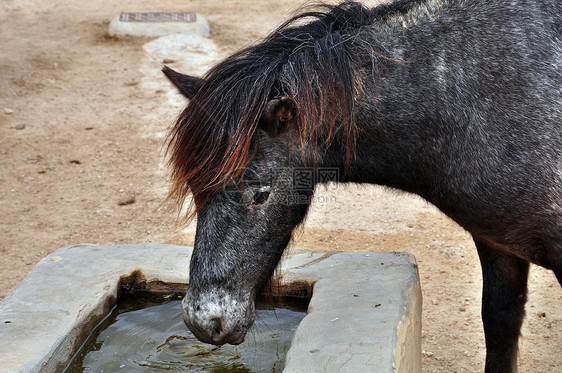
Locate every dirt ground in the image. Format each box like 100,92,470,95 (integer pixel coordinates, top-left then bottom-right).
0,0,560,372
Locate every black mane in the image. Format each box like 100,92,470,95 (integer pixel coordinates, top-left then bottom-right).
167,1,383,211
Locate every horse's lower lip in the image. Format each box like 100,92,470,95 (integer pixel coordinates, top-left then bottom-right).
229,336,245,345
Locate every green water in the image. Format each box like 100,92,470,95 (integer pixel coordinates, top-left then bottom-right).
66,296,307,373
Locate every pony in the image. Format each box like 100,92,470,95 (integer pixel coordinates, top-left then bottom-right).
163,0,561,371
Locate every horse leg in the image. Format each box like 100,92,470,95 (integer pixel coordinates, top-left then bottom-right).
474,239,530,373
548,245,562,286
555,268,562,286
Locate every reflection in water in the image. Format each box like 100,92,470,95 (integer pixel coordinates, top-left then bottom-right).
66,297,307,372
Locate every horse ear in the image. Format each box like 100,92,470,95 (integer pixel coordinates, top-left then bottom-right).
162,66,204,100
260,97,296,137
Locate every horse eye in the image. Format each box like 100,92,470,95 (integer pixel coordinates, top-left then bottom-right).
251,190,270,206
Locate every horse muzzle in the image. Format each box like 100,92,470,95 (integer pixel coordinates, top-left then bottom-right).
181,289,256,345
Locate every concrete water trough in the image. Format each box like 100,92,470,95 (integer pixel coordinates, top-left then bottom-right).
0,244,421,372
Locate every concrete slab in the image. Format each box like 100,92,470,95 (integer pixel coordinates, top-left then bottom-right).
0,245,421,373
139,33,221,132
142,33,218,69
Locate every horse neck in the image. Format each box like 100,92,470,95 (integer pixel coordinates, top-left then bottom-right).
323,0,555,212
319,0,504,196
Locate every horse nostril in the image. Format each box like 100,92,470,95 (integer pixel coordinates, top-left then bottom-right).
211,317,223,341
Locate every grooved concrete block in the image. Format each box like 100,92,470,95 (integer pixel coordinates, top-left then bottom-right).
108,13,210,37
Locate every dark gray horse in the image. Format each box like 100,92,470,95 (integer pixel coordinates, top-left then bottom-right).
163,0,561,371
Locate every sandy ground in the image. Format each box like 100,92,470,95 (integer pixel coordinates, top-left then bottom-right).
0,0,560,371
